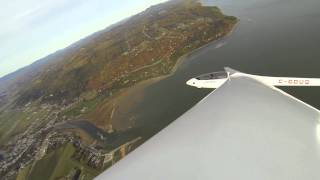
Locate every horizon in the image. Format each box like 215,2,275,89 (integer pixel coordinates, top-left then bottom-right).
0,0,168,78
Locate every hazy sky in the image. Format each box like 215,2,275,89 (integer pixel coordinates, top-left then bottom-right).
0,0,167,77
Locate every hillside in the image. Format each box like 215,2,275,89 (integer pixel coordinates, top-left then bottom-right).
0,0,236,107
0,0,237,179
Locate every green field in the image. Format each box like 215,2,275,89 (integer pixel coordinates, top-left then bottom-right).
17,143,99,180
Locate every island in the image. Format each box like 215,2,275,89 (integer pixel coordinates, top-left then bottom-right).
0,0,238,179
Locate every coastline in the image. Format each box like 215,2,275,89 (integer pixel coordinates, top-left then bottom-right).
90,20,240,131
124,21,240,92
109,22,240,130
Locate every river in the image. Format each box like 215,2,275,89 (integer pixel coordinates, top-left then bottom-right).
118,0,320,135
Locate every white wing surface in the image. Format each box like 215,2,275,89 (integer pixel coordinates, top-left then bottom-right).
96,74,320,180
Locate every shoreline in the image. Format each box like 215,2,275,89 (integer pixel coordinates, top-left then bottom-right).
106,22,240,130
125,21,240,91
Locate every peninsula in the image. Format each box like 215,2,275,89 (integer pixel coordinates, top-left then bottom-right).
0,0,237,179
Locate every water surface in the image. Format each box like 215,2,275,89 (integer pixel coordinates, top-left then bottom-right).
126,0,320,134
